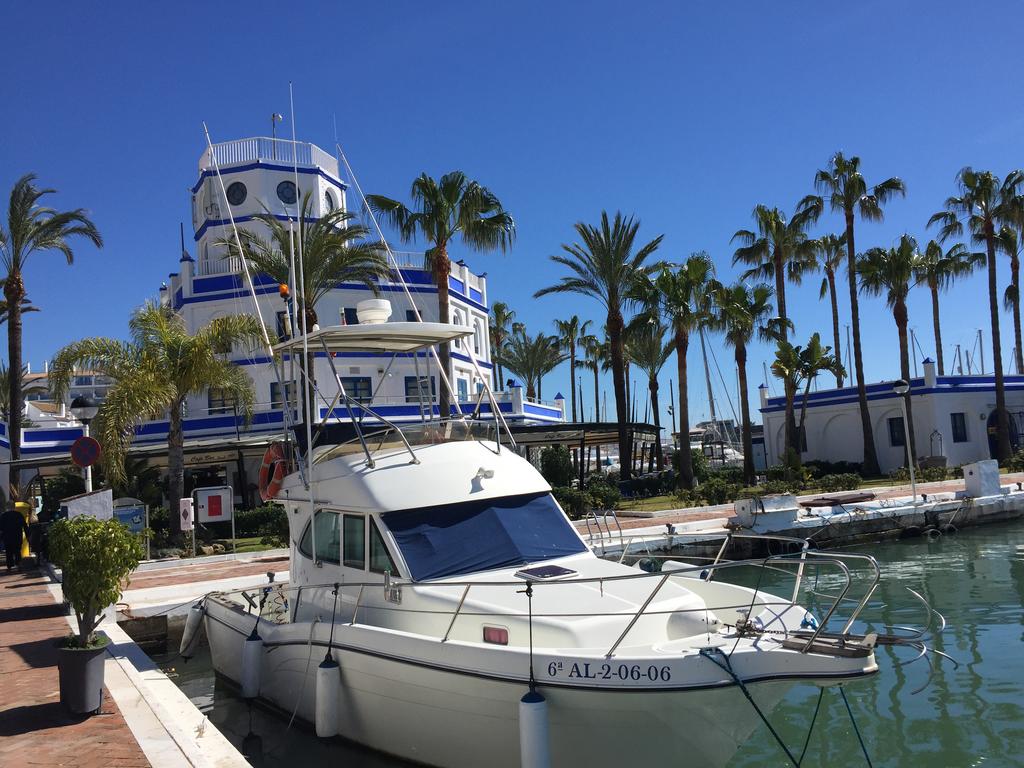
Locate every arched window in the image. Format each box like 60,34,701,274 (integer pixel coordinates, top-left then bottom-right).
324,189,335,212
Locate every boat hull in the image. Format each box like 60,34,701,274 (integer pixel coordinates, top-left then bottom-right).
205,598,851,767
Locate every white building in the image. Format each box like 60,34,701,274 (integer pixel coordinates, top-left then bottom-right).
0,136,563,501
760,358,1024,473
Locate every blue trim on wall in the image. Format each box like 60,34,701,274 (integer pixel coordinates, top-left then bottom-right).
760,380,1024,414
194,214,319,243
191,162,347,195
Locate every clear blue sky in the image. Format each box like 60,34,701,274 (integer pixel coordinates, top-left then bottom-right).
3,1,1023,432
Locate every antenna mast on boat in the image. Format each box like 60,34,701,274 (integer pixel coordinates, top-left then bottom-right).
289,81,320,568
200,121,306,488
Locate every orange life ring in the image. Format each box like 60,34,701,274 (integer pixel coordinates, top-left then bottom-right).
258,442,289,501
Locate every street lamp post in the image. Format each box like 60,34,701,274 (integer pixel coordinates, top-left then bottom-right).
892,379,916,502
70,395,99,492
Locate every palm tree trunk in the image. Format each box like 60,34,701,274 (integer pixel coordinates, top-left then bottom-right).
985,226,1012,460
608,309,631,480
845,211,881,475
569,350,577,421
592,359,601,473
827,271,844,387
1012,254,1022,375
736,343,755,485
895,301,917,466
649,378,663,471
930,282,944,375
435,245,452,420
526,380,536,400
168,400,186,535
774,254,788,341
675,328,694,489
4,273,24,499
775,253,799,466
783,376,798,470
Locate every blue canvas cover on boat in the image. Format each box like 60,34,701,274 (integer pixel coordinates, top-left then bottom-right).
382,492,587,581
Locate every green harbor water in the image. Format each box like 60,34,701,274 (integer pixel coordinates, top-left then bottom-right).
157,521,1024,767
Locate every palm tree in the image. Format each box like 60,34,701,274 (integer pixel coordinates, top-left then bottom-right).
367,173,515,419
0,174,102,496
489,301,516,388
732,204,820,339
553,315,592,422
710,281,781,484
497,328,565,400
913,240,981,375
796,334,844,433
579,332,604,421
626,320,672,471
811,234,848,387
929,168,1024,461
0,279,39,325
535,211,663,480
733,203,819,468
641,252,715,489
772,334,844,454
997,228,1024,374
50,303,265,533
800,153,905,476
223,192,389,332
859,235,923,466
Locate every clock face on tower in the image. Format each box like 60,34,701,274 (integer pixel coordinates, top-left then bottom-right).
226,182,247,206
277,181,297,205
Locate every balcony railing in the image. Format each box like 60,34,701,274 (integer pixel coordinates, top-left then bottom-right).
199,137,339,177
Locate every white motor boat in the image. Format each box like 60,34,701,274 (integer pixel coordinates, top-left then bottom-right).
199,321,882,768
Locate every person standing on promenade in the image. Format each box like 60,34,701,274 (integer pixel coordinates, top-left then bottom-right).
1,503,30,569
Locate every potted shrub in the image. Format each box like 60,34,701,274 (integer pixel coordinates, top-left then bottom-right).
49,515,143,714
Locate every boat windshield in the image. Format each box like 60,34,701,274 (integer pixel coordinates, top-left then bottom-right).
381,492,587,581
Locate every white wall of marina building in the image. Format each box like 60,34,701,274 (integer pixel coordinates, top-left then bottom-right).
164,136,559,425
759,358,1024,473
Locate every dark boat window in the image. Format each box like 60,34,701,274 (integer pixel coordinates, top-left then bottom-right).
369,518,398,575
343,514,366,569
381,492,586,581
298,510,340,564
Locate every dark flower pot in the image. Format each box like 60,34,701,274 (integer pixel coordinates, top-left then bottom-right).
57,633,109,714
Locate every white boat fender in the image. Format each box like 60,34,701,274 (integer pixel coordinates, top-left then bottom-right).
518,687,551,768
315,656,340,738
179,601,205,659
241,631,263,699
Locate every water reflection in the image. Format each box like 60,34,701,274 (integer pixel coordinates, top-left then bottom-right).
157,522,1024,766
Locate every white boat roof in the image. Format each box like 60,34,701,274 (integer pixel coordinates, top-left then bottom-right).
273,322,474,354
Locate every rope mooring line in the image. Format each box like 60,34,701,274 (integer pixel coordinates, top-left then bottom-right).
840,686,874,768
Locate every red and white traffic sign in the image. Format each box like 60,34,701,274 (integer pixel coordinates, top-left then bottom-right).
70,436,101,468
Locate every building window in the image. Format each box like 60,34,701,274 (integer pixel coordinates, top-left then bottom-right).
452,311,464,347
298,511,340,564
457,378,469,401
208,387,237,415
405,376,436,403
888,417,905,448
473,320,483,355
341,307,359,325
340,376,372,402
276,310,291,340
226,182,247,206
343,515,366,569
951,412,968,443
324,190,335,211
277,180,297,205
270,381,297,410
406,310,419,322
74,376,93,386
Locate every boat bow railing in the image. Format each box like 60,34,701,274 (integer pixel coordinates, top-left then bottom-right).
223,535,885,659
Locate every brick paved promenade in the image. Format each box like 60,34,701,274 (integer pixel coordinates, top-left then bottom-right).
0,566,150,767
